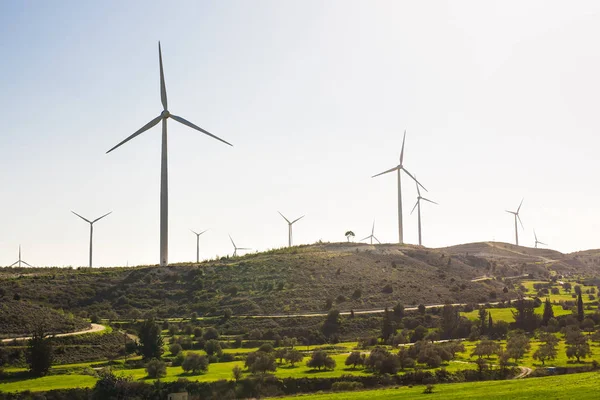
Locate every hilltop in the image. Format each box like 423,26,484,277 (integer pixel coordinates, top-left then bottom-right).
0,241,597,329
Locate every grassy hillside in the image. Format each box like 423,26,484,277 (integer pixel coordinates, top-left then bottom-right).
0,300,89,337
0,243,512,319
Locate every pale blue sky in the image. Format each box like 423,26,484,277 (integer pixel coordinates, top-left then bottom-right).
1,1,600,267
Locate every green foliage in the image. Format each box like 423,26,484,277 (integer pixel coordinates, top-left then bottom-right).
169,343,182,356
204,339,222,357
565,328,591,362
307,350,336,371
27,328,53,377
345,351,365,369
145,358,166,378
506,332,531,363
181,352,209,374
246,351,277,374
137,319,164,360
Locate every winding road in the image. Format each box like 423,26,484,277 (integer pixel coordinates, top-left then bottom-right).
1,323,106,343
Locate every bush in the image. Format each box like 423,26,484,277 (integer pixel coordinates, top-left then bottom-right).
181,353,209,374
169,343,182,356
307,350,336,371
423,384,435,394
145,359,167,378
332,381,364,392
205,339,222,356
172,353,185,366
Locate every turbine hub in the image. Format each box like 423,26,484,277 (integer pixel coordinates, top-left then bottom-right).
161,110,170,118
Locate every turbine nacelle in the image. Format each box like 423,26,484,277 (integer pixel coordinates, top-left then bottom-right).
161,110,171,118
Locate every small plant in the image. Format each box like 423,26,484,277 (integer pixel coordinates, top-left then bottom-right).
423,384,435,394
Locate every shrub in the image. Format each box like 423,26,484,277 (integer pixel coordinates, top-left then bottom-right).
181,353,209,374
205,339,223,356
145,359,166,378
332,381,364,392
172,353,185,366
169,343,182,356
307,350,336,371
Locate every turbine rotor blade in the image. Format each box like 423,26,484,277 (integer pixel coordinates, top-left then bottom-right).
170,114,233,147
92,211,112,224
421,197,438,205
399,130,406,165
517,198,524,213
229,235,236,248
539,241,547,246
8,261,18,267
71,211,91,224
415,176,421,197
198,229,208,236
158,42,168,111
534,230,538,242
278,211,290,224
22,261,33,267
291,215,305,224
372,165,400,178
106,115,163,154
373,236,381,244
517,214,524,229
401,167,428,192
191,229,199,236
410,200,419,215
360,235,370,242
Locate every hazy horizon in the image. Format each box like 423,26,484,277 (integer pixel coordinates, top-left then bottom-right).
2,1,600,267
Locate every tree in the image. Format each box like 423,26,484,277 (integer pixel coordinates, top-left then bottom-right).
533,333,558,366
381,307,395,341
182,353,209,374
345,351,364,369
285,349,304,366
512,299,539,332
247,351,277,374
542,298,554,326
582,318,595,334
393,303,405,321
365,347,399,374
477,307,488,336
345,231,355,242
565,329,592,363
232,365,243,381
563,282,572,292
275,348,287,363
440,303,460,339
204,339,223,357
27,327,52,377
321,309,341,340
506,332,531,363
471,339,501,360
137,319,164,360
203,327,220,341
169,343,182,356
145,359,167,378
398,347,416,370
577,292,585,322
488,313,493,334
307,350,336,371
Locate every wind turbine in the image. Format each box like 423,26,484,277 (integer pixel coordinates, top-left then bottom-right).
229,235,250,257
191,229,207,263
505,199,524,246
106,42,232,267
278,212,304,247
534,230,547,248
360,221,381,245
72,211,112,268
9,245,32,267
372,131,427,244
410,176,438,246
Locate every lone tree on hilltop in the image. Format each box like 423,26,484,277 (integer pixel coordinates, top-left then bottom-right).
345,231,355,242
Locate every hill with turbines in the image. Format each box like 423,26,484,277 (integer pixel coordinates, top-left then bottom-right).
1,241,598,331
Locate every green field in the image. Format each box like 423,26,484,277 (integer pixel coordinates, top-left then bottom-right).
461,304,572,322
0,375,97,393
277,372,600,399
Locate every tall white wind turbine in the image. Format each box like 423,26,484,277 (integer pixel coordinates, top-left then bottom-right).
372,131,427,244
506,199,524,246
191,229,207,263
278,212,304,247
106,42,232,267
534,230,547,248
72,211,112,268
360,221,381,245
410,177,438,246
9,245,32,267
229,235,250,257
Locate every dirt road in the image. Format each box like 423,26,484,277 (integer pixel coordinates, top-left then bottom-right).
1,323,106,343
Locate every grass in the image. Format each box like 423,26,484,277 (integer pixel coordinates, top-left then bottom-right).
276,371,600,399
0,374,97,393
461,304,572,322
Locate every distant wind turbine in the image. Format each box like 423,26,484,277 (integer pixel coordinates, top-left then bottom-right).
191,229,207,263
361,221,381,245
372,131,427,244
278,212,304,247
229,235,250,257
506,199,524,246
106,42,232,267
72,211,112,268
534,230,547,248
410,176,438,246
9,245,32,267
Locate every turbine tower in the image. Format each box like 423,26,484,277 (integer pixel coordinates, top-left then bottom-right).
410,177,438,246
534,230,547,248
278,212,304,247
229,235,250,257
191,229,207,263
106,42,232,267
360,221,381,245
505,199,524,246
9,245,32,267
372,131,426,244
72,211,112,268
